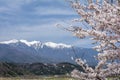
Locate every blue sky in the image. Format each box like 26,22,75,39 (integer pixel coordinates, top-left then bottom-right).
0,0,93,48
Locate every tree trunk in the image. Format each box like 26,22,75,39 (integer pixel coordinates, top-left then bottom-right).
118,0,120,6
118,0,120,16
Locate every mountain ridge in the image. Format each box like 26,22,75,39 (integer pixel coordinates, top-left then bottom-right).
0,39,72,49
0,39,98,66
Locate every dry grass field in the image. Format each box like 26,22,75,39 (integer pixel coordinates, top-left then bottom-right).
0,76,119,80
0,76,77,80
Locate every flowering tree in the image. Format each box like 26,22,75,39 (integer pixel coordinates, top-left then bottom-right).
68,0,120,80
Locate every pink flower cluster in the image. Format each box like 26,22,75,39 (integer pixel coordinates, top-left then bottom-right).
70,0,120,79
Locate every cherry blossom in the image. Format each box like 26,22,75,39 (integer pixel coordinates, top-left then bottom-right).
69,0,120,79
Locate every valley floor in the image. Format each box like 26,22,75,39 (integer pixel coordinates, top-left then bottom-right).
0,76,77,80
0,76,120,80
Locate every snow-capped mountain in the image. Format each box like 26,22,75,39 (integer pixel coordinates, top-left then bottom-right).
0,39,72,49
0,39,98,65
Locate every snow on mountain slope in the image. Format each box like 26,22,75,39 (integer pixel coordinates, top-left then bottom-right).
44,42,71,48
0,39,72,49
0,39,98,65
0,39,19,44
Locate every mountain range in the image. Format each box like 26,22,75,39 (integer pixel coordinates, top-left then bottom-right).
0,39,98,66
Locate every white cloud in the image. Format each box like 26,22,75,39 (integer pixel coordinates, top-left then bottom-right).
0,0,35,13
34,7,76,15
0,0,92,47
0,7,9,12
